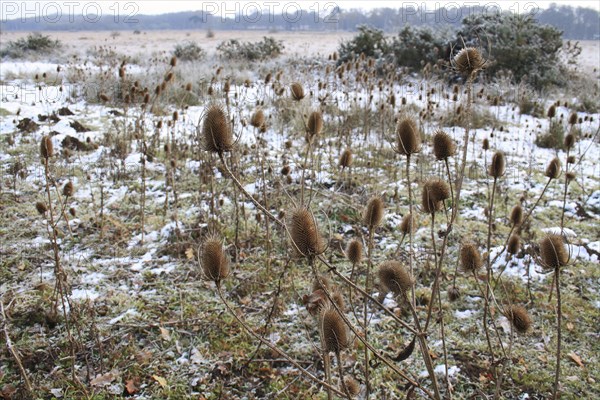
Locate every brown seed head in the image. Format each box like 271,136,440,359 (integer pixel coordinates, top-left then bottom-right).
289,207,324,257
400,213,415,235
343,377,361,397
568,112,578,125
395,116,421,156
170,56,177,67
307,111,323,137
432,130,456,160
545,157,561,180
62,181,74,197
363,196,384,228
453,47,485,75
539,234,568,269
567,155,576,164
460,243,483,273
40,136,53,159
339,148,353,169
202,104,233,154
320,307,348,354
509,204,523,226
547,105,556,119
507,234,521,255
566,171,576,182
378,260,413,296
421,178,450,214
489,151,506,178
201,237,230,283
250,109,265,128
505,305,532,333
346,239,363,265
35,201,48,215
290,82,305,101
564,133,576,150
448,286,461,302
482,138,490,151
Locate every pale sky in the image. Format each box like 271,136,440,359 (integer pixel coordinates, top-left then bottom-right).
2,1,599,20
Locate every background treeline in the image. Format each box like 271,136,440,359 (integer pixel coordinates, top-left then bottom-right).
1,3,598,40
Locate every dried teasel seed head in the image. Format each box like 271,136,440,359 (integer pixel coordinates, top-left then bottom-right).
448,286,461,302
289,207,324,257
62,181,74,197
250,109,265,128
307,111,323,137
40,136,53,159
201,237,230,283
566,171,576,182
343,376,361,397
363,196,384,228
378,260,413,296
320,307,348,354
400,213,415,235
339,148,353,169
332,291,345,311
290,82,305,101
312,275,333,293
539,234,568,269
69,207,76,217
185,82,192,91
453,47,485,75
564,133,576,150
170,56,177,67
547,105,556,119
507,234,521,255
567,155,576,164
568,112,578,125
99,93,110,102
460,243,483,274
482,138,490,151
505,305,532,333
432,130,456,160
509,204,523,226
35,201,48,215
489,150,506,178
202,104,233,154
421,178,450,214
280,165,290,176
395,116,421,156
544,157,561,180
345,239,363,265
172,111,178,122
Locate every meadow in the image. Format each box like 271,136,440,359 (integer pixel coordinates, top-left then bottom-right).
0,29,599,400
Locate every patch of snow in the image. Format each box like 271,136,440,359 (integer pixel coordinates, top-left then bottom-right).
455,309,476,319
108,308,139,325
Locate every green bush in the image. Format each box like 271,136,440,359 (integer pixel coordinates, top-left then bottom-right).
1,33,62,58
391,26,450,71
173,41,206,62
217,36,283,61
337,25,390,63
455,13,564,89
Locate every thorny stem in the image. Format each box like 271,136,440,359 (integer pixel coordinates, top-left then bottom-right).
484,177,498,386
407,155,416,307
215,284,346,397
363,227,374,398
1,300,33,394
336,352,353,400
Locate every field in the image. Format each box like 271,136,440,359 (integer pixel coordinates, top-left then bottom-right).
1,29,599,400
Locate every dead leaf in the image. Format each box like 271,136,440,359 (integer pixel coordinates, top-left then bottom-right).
568,352,585,368
125,379,139,395
152,375,167,388
185,247,194,260
159,327,171,341
566,322,574,331
90,371,116,387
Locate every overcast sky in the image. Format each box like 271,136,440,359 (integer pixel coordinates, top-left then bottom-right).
2,1,599,20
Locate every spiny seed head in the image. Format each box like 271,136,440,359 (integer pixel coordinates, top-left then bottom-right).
290,82,305,101
346,239,363,265
483,138,490,151
432,130,456,160
569,112,578,125
506,305,532,333
343,377,361,397
35,201,48,214
489,151,506,178
566,171,576,182
307,111,323,137
547,105,556,118
170,56,177,67
289,207,324,257
378,260,413,296
460,243,483,273
320,307,348,353
564,133,576,150
507,234,521,255
201,237,230,283
62,181,74,197
545,157,561,180
339,148,353,169
567,155,576,164
395,116,421,156
332,291,345,311
539,234,569,269
453,47,485,75
400,213,416,235
40,136,53,159
421,178,450,214
510,204,523,226
202,104,233,154
363,196,384,228
448,286,461,302
250,109,265,128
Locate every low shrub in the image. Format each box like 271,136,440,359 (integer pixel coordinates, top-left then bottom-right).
217,36,283,61
1,33,62,58
173,41,206,62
